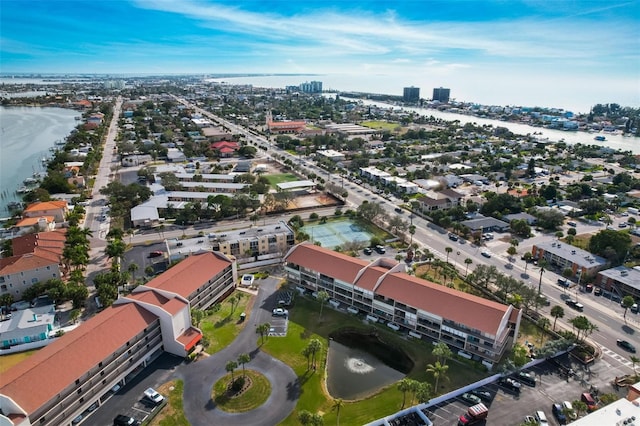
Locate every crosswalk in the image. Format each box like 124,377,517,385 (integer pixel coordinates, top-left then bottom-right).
599,345,634,369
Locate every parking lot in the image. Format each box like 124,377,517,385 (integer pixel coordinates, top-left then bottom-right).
268,290,293,337
421,352,630,426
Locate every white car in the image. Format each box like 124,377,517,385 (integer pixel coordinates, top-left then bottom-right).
143,388,164,404
272,308,288,317
241,274,254,287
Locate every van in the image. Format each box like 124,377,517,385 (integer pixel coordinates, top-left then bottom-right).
581,392,597,411
631,303,639,314
567,221,577,227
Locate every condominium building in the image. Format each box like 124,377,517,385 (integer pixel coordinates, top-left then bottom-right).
532,241,608,278
403,86,420,103
432,87,450,103
0,252,235,426
284,243,521,367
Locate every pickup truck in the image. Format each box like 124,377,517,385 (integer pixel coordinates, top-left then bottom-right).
458,403,488,425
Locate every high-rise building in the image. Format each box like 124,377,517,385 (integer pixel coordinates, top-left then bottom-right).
432,87,451,103
300,81,323,93
403,86,420,102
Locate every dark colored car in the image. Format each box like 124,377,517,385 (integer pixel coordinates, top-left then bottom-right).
374,245,386,254
114,415,140,426
448,233,459,241
516,371,536,387
498,377,521,394
148,251,163,258
552,403,567,424
363,247,373,255
617,339,637,353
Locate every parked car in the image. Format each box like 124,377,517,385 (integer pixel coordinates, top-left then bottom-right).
461,392,482,405
498,377,521,394
581,392,597,411
72,415,83,424
363,247,373,255
470,389,492,402
374,245,386,254
143,387,164,405
617,339,637,353
516,371,536,387
272,308,288,317
481,251,491,258
113,415,140,426
448,233,459,241
534,410,549,425
148,251,163,258
552,403,567,424
562,401,577,420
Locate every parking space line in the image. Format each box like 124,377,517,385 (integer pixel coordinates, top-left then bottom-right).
132,406,151,415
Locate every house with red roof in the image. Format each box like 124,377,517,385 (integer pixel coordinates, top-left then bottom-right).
0,251,235,426
210,140,240,157
23,201,68,223
284,243,521,367
0,230,66,301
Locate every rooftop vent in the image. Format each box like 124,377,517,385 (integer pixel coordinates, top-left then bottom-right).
571,250,576,255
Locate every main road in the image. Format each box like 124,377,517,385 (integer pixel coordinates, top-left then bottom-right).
172,96,638,373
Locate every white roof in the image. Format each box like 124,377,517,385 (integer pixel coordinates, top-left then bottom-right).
277,180,316,190
569,395,640,425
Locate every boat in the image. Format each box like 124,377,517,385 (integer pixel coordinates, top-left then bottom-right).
16,186,31,194
594,135,606,141
23,177,38,185
7,202,22,210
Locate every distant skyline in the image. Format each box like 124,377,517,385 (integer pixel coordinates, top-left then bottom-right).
1,1,639,112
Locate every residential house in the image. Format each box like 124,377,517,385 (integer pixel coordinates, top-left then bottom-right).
417,188,465,212
461,216,511,233
0,305,57,350
284,243,521,367
210,141,239,157
23,201,68,223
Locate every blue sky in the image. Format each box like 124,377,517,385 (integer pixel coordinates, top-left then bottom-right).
1,1,638,110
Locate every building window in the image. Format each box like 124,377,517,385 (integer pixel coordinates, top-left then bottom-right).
46,266,51,270
0,285,6,291
31,278,38,283
75,379,80,385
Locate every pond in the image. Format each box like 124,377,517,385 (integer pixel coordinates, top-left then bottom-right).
326,330,413,400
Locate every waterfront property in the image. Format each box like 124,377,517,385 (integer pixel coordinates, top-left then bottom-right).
0,252,236,426
284,243,521,367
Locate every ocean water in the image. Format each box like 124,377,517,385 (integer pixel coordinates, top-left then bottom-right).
0,106,81,216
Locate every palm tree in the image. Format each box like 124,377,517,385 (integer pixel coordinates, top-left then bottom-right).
537,317,551,344
426,361,449,392
237,353,251,378
256,323,270,345
127,262,139,284
445,247,453,264
397,378,412,408
622,295,635,322
308,339,323,369
105,239,126,272
302,346,313,370
298,410,313,426
551,305,565,331
630,355,640,375
537,259,548,295
331,398,345,426
464,258,473,277
523,252,533,277
317,290,329,320
432,342,453,367
225,360,238,383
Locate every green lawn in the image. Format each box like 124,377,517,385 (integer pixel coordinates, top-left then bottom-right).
360,121,402,131
261,296,489,425
199,290,254,354
213,369,271,412
149,380,189,426
265,173,300,186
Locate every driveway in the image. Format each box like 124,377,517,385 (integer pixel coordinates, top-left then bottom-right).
177,275,300,426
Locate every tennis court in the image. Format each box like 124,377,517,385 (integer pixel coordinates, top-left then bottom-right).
304,220,373,247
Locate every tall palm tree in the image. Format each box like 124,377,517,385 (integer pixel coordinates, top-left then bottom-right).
426,361,449,392
445,247,453,264
237,353,251,378
225,360,238,383
127,262,139,284
630,355,640,375
331,398,345,426
308,339,323,369
317,290,329,320
551,305,565,331
464,258,473,276
537,259,548,295
397,378,411,408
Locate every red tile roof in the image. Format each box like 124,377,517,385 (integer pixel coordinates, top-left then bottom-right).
15,216,55,228
176,327,202,352
0,303,158,415
23,201,67,213
210,141,239,150
375,273,510,335
12,230,66,257
144,252,232,298
285,243,371,284
286,243,512,335
126,290,187,315
0,252,59,275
